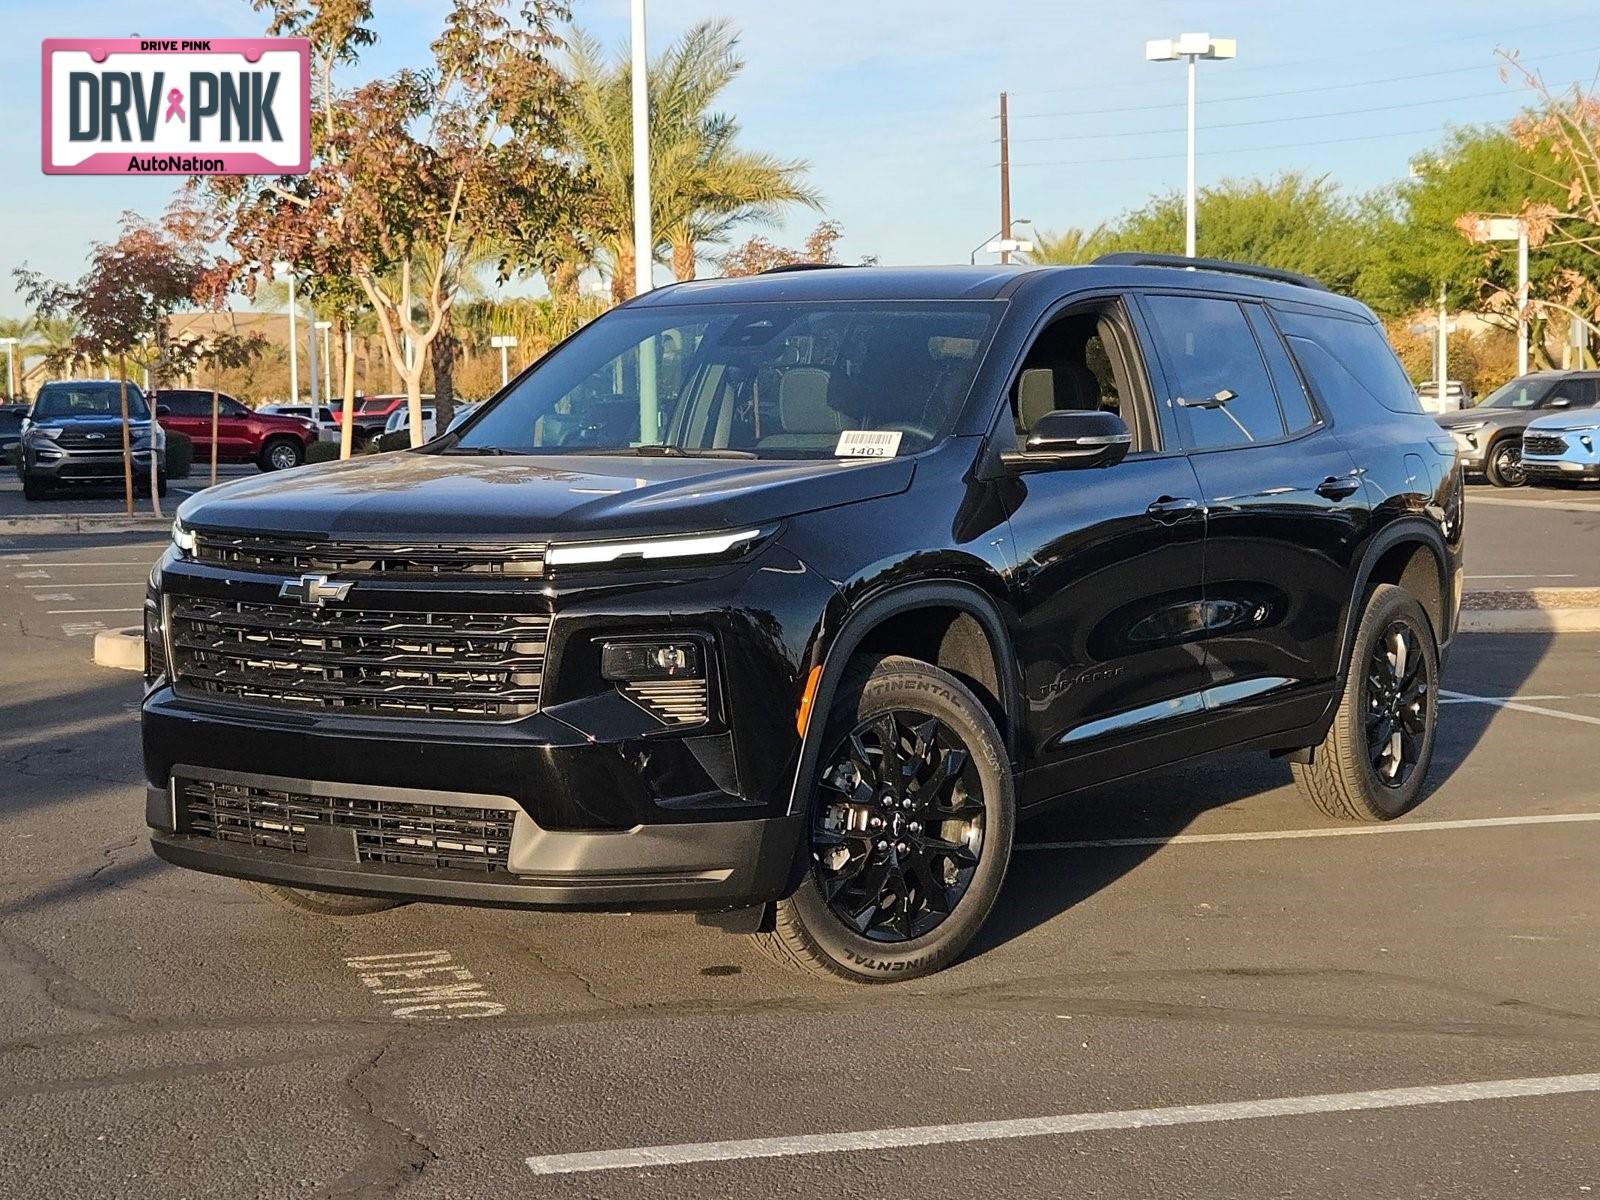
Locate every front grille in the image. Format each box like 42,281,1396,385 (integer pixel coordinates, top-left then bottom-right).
167,597,549,720
621,678,710,727
180,777,517,872
1523,434,1568,457
54,430,125,449
192,530,546,578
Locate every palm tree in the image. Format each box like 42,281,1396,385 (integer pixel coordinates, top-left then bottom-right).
1026,225,1111,266
561,19,820,301
32,315,80,378
0,315,37,397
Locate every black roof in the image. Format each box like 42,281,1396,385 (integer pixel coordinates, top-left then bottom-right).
629,261,1372,318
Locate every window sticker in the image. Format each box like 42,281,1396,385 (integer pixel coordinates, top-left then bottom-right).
834,430,902,459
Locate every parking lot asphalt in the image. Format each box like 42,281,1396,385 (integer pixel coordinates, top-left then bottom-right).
1,526,1597,1198
0,462,261,522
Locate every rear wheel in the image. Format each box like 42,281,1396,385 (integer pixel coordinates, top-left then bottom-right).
1485,437,1526,487
243,881,405,916
259,437,305,472
754,655,1014,983
1292,584,1439,821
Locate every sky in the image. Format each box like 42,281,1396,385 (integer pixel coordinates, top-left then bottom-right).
4,0,1599,317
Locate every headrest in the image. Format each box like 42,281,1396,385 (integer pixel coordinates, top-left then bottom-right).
778,368,846,434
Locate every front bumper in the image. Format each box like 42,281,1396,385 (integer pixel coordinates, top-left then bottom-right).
147,768,804,911
1522,450,1600,481
25,446,161,483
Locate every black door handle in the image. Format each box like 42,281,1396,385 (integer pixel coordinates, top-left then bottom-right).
1146,496,1205,524
1315,474,1362,501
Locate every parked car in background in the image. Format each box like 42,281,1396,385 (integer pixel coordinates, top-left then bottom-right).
1434,370,1600,487
156,388,319,472
260,403,338,440
1521,407,1600,484
19,380,166,499
446,402,481,433
147,255,1462,983
384,404,437,442
0,404,28,458
351,394,434,446
1416,379,1471,414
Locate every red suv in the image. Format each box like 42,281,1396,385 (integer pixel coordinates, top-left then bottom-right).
157,389,319,471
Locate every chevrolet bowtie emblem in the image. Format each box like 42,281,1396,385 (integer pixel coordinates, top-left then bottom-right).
280,573,354,607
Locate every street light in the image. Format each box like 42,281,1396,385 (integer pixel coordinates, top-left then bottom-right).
489,334,519,388
1470,217,1531,376
272,260,300,404
969,218,1033,265
630,0,659,443
1145,32,1236,259
315,320,333,396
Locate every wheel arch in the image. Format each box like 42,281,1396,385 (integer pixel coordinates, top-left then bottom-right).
786,579,1022,815
1339,518,1452,674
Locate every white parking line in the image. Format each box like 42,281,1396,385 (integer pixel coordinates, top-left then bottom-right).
1441,689,1600,728
1017,812,1600,852
24,581,144,589
28,561,156,568
1466,573,1577,580
45,607,142,615
524,1072,1600,1176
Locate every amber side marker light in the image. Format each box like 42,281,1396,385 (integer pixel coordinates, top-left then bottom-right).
796,665,823,736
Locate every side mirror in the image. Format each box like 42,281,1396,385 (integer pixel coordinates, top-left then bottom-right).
1548,396,1572,408
1001,409,1132,472
155,405,171,417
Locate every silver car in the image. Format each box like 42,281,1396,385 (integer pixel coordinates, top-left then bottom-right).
1521,408,1600,484
1434,371,1600,487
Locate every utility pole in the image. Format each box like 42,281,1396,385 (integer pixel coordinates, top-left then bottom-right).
1436,281,1448,395
998,91,1013,264
1517,223,1530,376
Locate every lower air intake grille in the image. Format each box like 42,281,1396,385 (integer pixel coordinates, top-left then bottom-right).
621,678,710,727
179,777,517,873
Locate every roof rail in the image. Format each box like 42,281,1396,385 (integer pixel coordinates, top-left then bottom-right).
1092,252,1330,293
758,262,856,275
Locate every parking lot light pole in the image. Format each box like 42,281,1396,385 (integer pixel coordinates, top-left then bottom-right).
1471,217,1531,376
0,337,16,400
315,320,333,400
490,334,519,387
273,261,300,404
1146,33,1237,258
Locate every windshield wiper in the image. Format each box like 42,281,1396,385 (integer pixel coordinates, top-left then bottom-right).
630,445,758,460
441,446,510,456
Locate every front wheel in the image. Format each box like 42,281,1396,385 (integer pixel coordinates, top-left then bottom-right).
21,475,50,501
1292,584,1439,821
258,437,305,472
1485,438,1527,487
755,655,1014,983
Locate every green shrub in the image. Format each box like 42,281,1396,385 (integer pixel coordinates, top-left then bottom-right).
374,430,412,453
306,440,341,464
165,430,193,479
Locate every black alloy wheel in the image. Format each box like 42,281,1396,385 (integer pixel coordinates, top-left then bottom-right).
811,710,985,943
1364,619,1430,790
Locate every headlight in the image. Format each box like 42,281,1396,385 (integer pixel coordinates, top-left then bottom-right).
171,520,195,556
1451,421,1488,434
546,528,766,567
31,425,62,440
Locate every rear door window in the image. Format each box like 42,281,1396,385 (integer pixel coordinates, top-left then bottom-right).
1244,305,1318,434
1274,309,1421,415
1140,294,1286,449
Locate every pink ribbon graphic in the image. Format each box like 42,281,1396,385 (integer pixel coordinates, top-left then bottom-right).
164,88,185,123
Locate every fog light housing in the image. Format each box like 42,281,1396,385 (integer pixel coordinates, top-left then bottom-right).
601,639,704,682
144,601,166,682
1582,436,1594,452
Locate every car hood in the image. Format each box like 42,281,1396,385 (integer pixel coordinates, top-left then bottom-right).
1525,411,1600,433
175,450,916,539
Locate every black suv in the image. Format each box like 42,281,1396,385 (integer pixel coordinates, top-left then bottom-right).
143,256,1462,982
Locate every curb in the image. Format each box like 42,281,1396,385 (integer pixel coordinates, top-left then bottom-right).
1460,609,1600,634
0,514,169,536
93,627,144,672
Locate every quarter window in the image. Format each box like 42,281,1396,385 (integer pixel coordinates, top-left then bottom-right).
1245,306,1318,433
1274,309,1421,415
1142,295,1285,449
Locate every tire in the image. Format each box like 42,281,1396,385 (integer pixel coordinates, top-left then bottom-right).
1485,437,1527,488
243,880,405,916
21,475,49,501
1292,584,1440,822
258,437,305,472
754,655,1014,983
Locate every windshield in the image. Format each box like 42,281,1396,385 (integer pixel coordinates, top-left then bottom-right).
1476,377,1553,409
33,383,150,420
454,301,1001,459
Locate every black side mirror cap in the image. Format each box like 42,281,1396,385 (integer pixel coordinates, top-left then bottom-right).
1000,409,1132,472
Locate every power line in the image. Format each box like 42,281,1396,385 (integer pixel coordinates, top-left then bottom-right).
1000,80,1561,146
1009,124,1457,169
1004,45,1600,121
